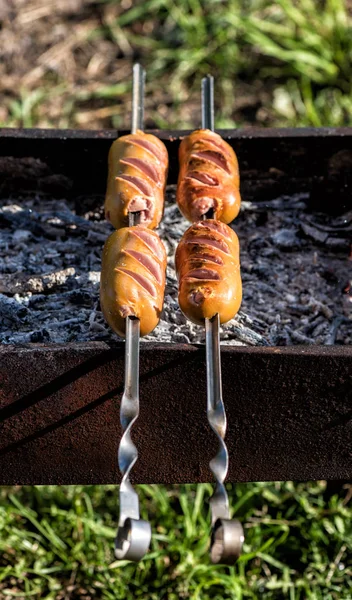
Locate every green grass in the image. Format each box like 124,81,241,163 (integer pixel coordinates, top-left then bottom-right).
0,483,351,598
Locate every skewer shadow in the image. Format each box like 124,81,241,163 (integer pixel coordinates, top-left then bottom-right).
0,348,120,423
0,349,202,457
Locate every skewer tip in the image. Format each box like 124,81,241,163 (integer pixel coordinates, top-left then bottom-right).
131,63,146,134
201,74,215,131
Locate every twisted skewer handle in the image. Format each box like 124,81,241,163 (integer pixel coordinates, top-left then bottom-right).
202,75,244,563
115,65,151,561
205,315,244,563
115,313,151,560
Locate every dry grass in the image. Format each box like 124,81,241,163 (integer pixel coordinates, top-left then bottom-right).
0,1,131,127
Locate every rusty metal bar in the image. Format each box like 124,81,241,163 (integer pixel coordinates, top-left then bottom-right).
0,343,351,485
0,128,351,207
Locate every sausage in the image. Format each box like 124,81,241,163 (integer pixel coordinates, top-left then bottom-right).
105,130,168,230
175,219,241,325
100,225,167,337
177,129,241,223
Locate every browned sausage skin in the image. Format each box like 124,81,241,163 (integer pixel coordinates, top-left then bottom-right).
105,130,168,230
177,129,241,224
100,226,167,337
175,220,242,325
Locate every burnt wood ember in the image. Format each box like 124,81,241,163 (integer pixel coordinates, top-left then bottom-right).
300,211,352,251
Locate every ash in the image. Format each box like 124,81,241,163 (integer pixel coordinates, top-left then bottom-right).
0,187,351,346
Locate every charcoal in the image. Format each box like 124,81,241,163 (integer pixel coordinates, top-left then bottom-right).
271,228,301,250
30,328,51,343
300,213,352,251
318,268,339,285
13,229,32,244
325,318,340,345
343,281,352,319
285,327,315,345
300,221,328,244
0,189,351,346
0,293,28,325
0,268,75,294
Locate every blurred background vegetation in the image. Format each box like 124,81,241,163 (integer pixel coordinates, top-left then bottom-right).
1,0,352,129
0,0,351,598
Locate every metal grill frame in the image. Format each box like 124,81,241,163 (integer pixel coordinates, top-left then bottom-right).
0,127,351,484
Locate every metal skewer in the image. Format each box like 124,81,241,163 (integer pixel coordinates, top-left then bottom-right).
115,63,151,562
202,75,244,564
131,62,145,136
201,75,214,133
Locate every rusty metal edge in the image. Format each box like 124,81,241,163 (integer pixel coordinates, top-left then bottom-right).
1,126,351,201
0,342,351,484
1,340,351,356
1,126,352,140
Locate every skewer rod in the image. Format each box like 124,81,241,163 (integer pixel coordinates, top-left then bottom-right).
131,63,145,134
201,75,215,131
115,63,150,561
122,316,140,418
201,75,243,563
202,73,228,519
205,314,225,440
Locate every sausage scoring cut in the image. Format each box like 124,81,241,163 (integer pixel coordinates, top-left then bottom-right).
105,130,168,230
100,225,167,337
177,129,241,224
175,219,242,325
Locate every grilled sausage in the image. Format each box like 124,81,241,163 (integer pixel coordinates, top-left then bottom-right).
100,226,167,337
175,219,241,325
105,130,168,230
177,129,241,223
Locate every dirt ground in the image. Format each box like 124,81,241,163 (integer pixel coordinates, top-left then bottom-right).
0,0,276,129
